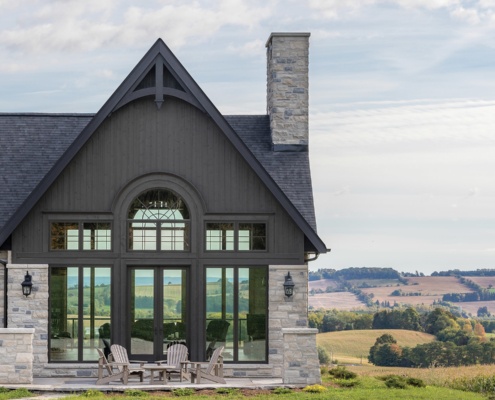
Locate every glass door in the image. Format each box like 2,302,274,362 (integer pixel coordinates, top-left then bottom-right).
129,267,187,360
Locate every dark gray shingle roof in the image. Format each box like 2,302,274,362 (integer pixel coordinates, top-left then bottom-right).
0,113,93,234
225,115,316,231
0,113,317,245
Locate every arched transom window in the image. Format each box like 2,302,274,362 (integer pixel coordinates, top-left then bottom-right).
128,189,190,251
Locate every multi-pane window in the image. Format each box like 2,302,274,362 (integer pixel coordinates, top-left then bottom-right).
205,267,267,362
49,266,111,362
239,223,266,251
205,223,234,251
50,222,111,251
128,189,190,251
83,223,112,250
205,222,266,251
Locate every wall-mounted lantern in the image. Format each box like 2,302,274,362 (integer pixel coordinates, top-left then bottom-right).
21,271,33,297
283,272,295,297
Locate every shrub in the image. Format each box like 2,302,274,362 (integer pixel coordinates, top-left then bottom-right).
317,345,330,364
215,388,240,395
123,389,148,397
273,387,292,394
302,384,327,393
384,375,407,389
449,375,495,394
406,377,425,387
172,388,195,397
7,388,34,398
328,366,357,380
334,379,359,388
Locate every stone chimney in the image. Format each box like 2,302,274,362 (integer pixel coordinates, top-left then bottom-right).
266,32,310,152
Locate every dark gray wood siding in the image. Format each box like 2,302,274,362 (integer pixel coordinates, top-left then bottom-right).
12,97,304,263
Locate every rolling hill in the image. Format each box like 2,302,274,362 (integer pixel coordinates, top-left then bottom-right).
317,329,436,365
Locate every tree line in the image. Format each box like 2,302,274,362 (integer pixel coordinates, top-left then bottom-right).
442,276,495,302
309,267,401,281
369,308,494,367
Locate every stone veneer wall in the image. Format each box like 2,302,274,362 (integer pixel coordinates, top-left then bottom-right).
282,328,320,384
0,328,34,383
266,32,310,148
0,259,320,384
268,265,321,384
6,263,49,377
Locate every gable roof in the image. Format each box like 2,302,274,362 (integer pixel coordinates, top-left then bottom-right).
0,39,326,254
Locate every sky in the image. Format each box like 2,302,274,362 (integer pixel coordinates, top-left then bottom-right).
1,0,495,275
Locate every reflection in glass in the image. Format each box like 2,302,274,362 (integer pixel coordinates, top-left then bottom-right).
128,189,190,251
206,267,267,362
49,267,111,362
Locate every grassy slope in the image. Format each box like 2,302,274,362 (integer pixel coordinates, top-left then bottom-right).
317,329,435,364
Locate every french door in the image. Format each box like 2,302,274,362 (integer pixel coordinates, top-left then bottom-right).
128,267,188,360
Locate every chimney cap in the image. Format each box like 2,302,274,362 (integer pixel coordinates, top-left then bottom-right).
266,32,310,48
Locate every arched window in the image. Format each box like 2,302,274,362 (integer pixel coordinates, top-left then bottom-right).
128,189,190,251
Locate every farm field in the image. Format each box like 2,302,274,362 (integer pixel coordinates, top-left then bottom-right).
309,292,365,310
403,276,473,293
347,363,495,389
454,300,495,315
360,276,474,306
317,329,435,364
308,275,495,311
308,278,340,291
466,276,495,288
347,278,401,287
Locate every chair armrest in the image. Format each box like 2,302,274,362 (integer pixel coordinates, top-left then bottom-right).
184,361,210,368
129,360,147,366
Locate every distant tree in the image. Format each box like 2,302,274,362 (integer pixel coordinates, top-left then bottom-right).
477,306,491,318
368,334,406,366
474,322,486,341
424,308,459,336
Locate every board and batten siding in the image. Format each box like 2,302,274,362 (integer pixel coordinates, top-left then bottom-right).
12,97,304,263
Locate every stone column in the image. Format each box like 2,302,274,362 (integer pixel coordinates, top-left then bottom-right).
7,264,49,377
282,328,320,384
268,265,321,384
0,328,34,384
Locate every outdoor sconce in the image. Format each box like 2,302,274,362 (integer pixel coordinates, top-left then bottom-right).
283,272,295,298
21,271,33,297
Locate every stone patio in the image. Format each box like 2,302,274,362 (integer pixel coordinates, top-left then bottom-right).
1,376,287,394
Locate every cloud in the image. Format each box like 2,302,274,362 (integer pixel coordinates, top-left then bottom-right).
309,0,495,28
0,0,273,54
227,39,266,57
311,99,495,151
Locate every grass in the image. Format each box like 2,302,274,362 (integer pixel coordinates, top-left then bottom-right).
347,363,495,387
0,388,35,400
317,329,435,364
17,363,491,400
52,376,487,400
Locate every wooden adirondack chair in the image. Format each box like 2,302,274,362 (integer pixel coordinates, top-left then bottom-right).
162,343,189,381
110,344,145,383
184,346,225,384
96,348,129,385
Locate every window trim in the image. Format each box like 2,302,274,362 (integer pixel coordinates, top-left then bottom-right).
48,220,113,252
48,265,112,363
126,188,191,252
204,221,268,252
204,265,268,364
